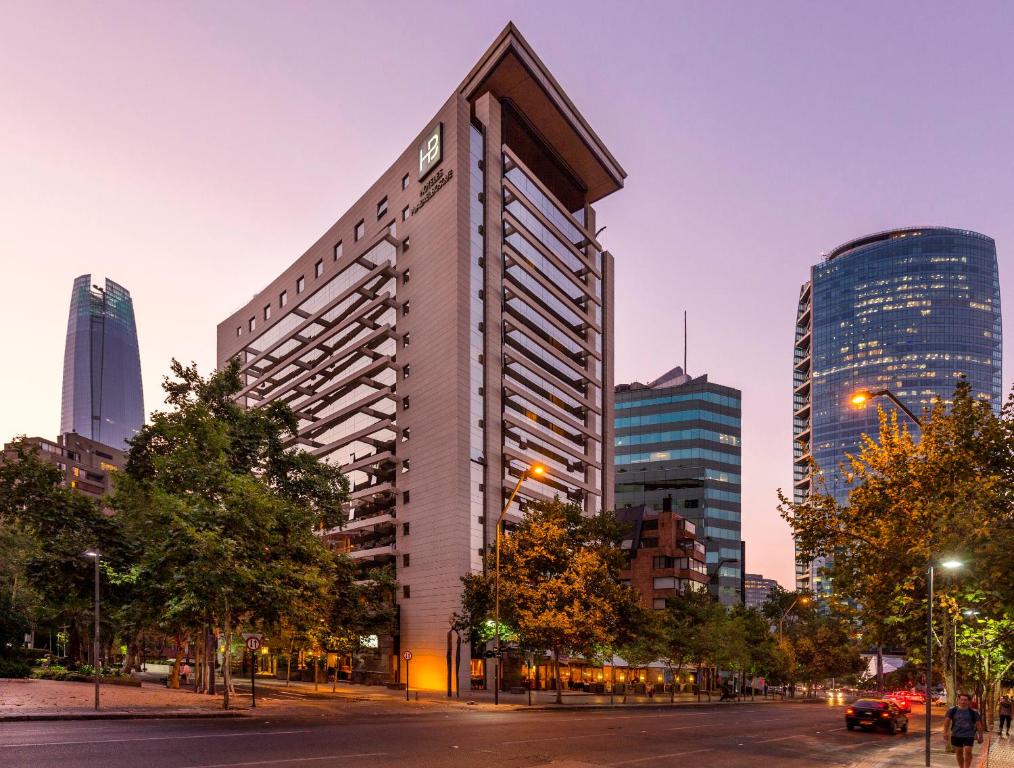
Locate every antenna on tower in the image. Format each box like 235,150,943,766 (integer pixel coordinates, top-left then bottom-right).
683,310,688,374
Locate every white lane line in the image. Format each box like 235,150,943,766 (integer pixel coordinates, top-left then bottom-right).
179,754,387,768
609,748,713,765
752,734,797,744
1,730,308,749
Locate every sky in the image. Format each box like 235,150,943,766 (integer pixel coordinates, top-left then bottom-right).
2,0,1013,589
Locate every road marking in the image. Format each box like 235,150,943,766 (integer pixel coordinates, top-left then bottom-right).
180,754,387,768
752,734,797,744
609,748,712,765
501,733,610,745
1,730,308,749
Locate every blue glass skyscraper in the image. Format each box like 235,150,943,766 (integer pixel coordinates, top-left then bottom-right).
793,228,1002,591
60,275,144,449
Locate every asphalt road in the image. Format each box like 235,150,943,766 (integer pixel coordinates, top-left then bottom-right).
0,700,941,768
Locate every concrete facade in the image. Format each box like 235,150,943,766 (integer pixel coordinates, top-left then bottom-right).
216,24,624,692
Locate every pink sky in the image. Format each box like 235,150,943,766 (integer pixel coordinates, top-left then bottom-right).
2,1,1012,589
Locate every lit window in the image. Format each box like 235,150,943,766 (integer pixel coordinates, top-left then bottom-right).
248,317,256,332
377,196,388,219
264,305,271,321
354,220,365,241
402,173,410,190
279,290,287,307
334,241,342,261
236,326,242,337
315,259,324,278
297,276,305,293
402,206,410,221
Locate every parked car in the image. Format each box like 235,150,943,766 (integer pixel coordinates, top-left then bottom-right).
845,699,909,734
827,689,846,703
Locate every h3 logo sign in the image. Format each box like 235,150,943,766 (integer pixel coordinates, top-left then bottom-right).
418,122,442,180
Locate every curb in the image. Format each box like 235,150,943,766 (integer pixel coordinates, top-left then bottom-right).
456,698,826,712
0,711,248,722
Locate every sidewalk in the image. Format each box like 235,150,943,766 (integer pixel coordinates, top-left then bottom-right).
987,734,1014,767
0,678,247,721
245,675,817,710
847,732,1009,768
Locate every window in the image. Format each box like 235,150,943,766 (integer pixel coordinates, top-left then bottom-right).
402,490,410,504
236,326,242,337
402,300,410,316
403,236,411,250
264,305,271,321
402,205,410,221
402,364,411,379
402,585,410,599
640,537,659,548
315,259,324,278
652,598,667,610
377,196,388,219
354,220,365,241
403,332,411,347
402,553,410,568
402,173,410,190
402,522,410,535
401,459,411,472
402,396,410,410
684,498,700,509
333,241,343,261
297,276,305,293
403,268,410,284
279,290,287,308
401,428,410,441
248,317,256,332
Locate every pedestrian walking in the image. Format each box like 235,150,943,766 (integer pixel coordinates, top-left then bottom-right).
999,695,1013,738
181,660,192,686
944,693,984,768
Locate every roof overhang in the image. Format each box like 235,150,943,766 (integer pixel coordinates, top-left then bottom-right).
459,23,626,204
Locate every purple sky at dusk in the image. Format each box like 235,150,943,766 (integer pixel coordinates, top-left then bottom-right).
2,1,1013,589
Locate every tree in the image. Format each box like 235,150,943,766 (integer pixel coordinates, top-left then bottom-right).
778,381,1014,701
113,359,349,705
459,498,641,704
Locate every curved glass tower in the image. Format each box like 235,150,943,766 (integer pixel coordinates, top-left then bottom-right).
61,275,144,448
794,228,1001,590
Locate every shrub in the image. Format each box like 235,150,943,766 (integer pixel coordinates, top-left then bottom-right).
0,658,31,678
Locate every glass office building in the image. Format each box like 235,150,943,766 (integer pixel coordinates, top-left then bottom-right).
794,227,1002,590
60,275,144,449
615,366,743,605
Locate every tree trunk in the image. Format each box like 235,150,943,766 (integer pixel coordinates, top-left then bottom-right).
170,633,182,689
207,626,217,696
286,642,293,686
223,600,231,710
554,649,562,705
876,643,885,692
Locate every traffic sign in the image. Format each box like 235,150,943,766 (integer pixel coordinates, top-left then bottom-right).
403,650,413,661
244,635,262,652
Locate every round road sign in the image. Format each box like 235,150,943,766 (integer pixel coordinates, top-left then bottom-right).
403,650,413,661
246,636,262,652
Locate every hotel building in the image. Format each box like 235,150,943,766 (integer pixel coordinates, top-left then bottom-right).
217,24,624,691
793,227,1002,591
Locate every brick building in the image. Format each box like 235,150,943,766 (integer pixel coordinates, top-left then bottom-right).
2,432,126,498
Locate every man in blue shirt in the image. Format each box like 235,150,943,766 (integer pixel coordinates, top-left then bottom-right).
944,693,984,768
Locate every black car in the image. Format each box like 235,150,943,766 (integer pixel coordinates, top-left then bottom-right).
845,699,909,734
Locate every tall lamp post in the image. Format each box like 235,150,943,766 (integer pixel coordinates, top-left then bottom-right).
850,388,922,428
926,559,963,766
493,463,545,706
778,595,812,642
84,550,101,710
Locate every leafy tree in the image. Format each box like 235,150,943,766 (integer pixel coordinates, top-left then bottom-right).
113,359,349,705
459,498,641,703
778,381,1014,700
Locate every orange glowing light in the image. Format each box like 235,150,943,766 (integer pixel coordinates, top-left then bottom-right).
529,464,546,476
850,392,870,406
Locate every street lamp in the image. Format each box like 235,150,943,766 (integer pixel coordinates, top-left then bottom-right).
925,558,963,766
493,463,546,706
778,595,811,642
83,550,101,711
849,388,922,427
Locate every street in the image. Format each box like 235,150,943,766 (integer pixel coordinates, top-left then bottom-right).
0,700,944,768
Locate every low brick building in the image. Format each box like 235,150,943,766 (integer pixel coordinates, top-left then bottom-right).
618,504,709,609
2,432,125,498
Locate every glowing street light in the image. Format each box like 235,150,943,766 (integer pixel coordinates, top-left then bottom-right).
848,387,921,427
492,463,546,705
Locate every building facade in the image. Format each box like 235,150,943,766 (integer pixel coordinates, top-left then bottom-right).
2,433,126,498
794,227,1002,591
216,24,623,692
618,505,709,610
744,573,779,609
614,367,743,605
61,275,144,449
